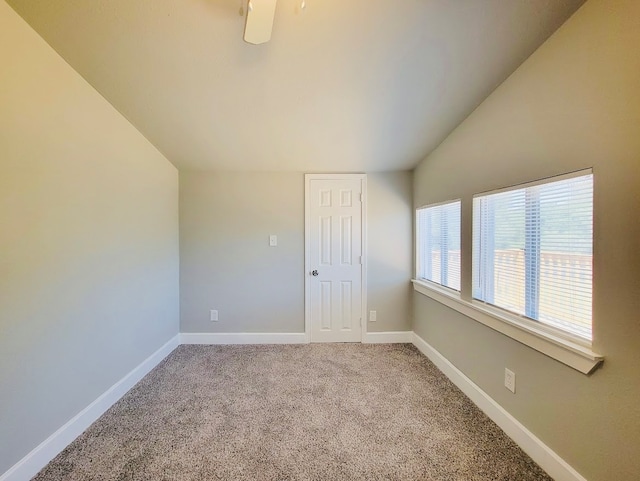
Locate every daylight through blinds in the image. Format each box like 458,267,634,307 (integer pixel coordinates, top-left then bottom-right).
417,201,461,291
472,172,593,340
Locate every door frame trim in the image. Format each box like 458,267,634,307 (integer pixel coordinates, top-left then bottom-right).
304,173,368,343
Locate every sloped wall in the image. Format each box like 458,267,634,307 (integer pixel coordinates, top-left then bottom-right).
0,1,179,473
413,0,640,479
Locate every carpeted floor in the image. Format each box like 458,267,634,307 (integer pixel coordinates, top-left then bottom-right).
33,344,552,480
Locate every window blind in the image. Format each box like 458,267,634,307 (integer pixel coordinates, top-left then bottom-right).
417,201,461,291
473,172,593,340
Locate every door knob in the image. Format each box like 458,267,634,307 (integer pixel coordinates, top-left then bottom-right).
311,270,319,276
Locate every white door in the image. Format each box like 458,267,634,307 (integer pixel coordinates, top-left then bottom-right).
305,175,366,342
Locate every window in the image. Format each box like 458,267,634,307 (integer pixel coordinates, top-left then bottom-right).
416,201,461,291
473,171,593,340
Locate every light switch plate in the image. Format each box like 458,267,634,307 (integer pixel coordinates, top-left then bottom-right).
269,235,277,247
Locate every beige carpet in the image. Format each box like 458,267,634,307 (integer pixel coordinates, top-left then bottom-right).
33,344,552,480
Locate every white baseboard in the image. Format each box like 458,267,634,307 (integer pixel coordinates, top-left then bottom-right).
0,335,180,481
180,331,413,345
411,332,587,481
180,332,307,345
363,331,413,343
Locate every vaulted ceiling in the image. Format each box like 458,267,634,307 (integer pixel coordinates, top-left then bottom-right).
7,0,584,172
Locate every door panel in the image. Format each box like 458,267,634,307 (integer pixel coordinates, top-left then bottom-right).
340,216,352,265
308,177,363,342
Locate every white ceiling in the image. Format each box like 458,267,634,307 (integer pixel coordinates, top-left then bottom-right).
7,0,584,172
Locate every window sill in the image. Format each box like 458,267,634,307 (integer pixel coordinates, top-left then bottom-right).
412,279,603,374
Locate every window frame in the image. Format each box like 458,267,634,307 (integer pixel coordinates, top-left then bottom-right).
472,169,594,342
412,169,603,374
415,199,462,293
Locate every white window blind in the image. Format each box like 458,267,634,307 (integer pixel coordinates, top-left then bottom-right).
417,201,461,291
473,172,593,340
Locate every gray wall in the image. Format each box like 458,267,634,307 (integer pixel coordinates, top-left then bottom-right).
180,171,412,334
0,2,180,474
180,172,305,333
367,172,412,332
412,0,640,480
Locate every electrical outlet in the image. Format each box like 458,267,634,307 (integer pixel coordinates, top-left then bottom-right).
504,368,516,393
210,309,219,322
369,310,377,322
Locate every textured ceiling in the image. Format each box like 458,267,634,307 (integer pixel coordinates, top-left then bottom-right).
6,0,584,172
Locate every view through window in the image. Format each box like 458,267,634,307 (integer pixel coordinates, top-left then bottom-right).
416,201,461,291
472,172,593,340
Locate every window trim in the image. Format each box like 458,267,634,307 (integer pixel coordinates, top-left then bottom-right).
412,168,602,374
472,168,594,341
473,168,592,198
412,279,603,374
415,199,461,290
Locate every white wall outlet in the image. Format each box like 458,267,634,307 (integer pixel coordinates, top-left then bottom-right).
269,235,277,247
369,310,377,322
504,368,516,393
210,309,219,322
